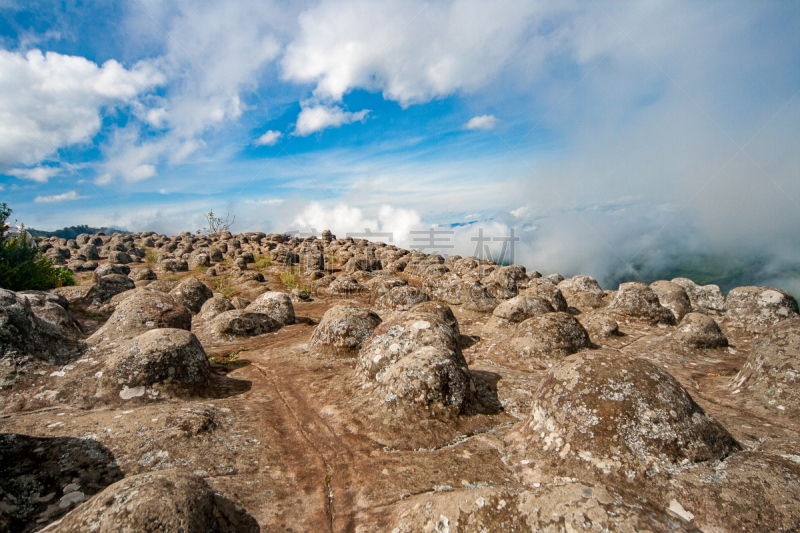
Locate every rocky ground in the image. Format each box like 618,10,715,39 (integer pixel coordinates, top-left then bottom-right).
1,229,799,532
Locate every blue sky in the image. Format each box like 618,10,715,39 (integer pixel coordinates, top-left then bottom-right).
1,1,799,290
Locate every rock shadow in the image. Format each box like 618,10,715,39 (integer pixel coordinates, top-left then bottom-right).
466,369,504,415
0,433,124,532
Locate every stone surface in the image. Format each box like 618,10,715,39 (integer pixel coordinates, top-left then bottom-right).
246,291,295,327
507,351,741,487
309,302,381,356
724,285,799,333
41,470,258,533
169,277,213,314
607,281,676,325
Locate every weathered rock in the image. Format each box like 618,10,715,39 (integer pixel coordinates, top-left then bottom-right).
0,434,124,532
211,310,281,337
373,346,472,418
101,328,210,396
521,278,568,313
107,250,132,264
558,275,606,309
0,289,80,368
424,279,499,313
650,281,693,322
486,265,527,300
730,317,800,417
246,291,295,326
92,263,131,281
485,293,554,329
357,305,463,381
606,281,676,325
507,351,741,486
326,274,365,297
502,312,592,364
674,312,728,348
197,295,236,321
577,313,620,339
370,484,701,533
670,450,800,533
86,274,135,308
159,258,188,272
671,277,726,315
129,268,157,281
375,285,430,311
169,277,213,314
41,470,258,533
310,303,382,356
724,286,799,333
86,289,192,347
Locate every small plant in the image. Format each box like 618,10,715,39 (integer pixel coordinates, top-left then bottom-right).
145,247,158,266
212,275,237,298
280,268,298,289
86,312,102,321
209,347,249,365
167,275,181,282
196,210,235,235
252,254,272,272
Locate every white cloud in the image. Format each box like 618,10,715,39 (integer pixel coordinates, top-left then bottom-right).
282,1,563,106
7,166,61,183
254,130,282,146
33,190,86,203
463,115,499,131
293,105,370,136
291,201,420,248
0,49,163,168
0,184,4,191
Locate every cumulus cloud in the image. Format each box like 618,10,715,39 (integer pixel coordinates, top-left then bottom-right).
7,166,61,183
0,49,163,168
293,105,370,136
463,115,500,131
33,190,86,203
282,1,563,106
291,201,420,248
254,130,282,146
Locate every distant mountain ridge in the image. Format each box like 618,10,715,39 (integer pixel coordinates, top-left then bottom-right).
26,225,131,239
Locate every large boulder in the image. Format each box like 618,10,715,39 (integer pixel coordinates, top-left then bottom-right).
17,291,83,340
357,304,463,381
674,313,728,348
424,278,499,313
520,278,568,312
41,470,258,533
246,291,295,326
310,303,382,356
729,317,800,417
100,328,210,397
485,293,554,329
0,289,79,369
506,351,741,487
724,286,799,333
197,295,236,321
649,280,692,322
558,275,606,309
375,285,430,311
169,277,213,314
372,345,472,418
87,289,192,347
502,312,592,364
92,263,130,281
485,265,526,299
671,277,726,315
606,282,676,325
211,310,281,337
86,274,135,307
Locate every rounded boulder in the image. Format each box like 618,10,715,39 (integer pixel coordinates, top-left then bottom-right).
309,303,382,356
507,351,741,485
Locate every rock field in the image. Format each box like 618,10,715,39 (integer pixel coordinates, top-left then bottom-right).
2,229,799,532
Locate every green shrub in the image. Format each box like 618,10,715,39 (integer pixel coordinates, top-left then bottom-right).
279,268,297,289
0,203,77,291
253,254,272,272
